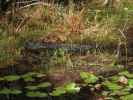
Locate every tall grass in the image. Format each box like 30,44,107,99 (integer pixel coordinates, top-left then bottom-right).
0,0,132,68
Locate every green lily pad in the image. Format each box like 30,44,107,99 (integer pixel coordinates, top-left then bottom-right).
109,90,129,96
110,76,119,82
0,77,4,81
26,91,48,98
25,86,39,90
0,88,22,95
51,83,80,96
50,87,66,96
37,82,52,88
22,76,35,82
80,72,98,84
10,89,22,95
121,94,133,100
0,88,11,94
128,79,133,88
64,83,80,94
21,72,42,82
119,71,133,78
21,72,37,79
103,81,122,91
4,75,20,82
25,82,51,90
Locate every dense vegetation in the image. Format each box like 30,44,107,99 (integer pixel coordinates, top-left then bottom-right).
0,0,133,100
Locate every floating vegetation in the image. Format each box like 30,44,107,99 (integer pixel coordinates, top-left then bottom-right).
22,76,35,82
80,72,98,84
0,77,4,81
25,86,38,91
26,91,48,98
128,79,133,89
0,70,132,99
121,94,133,100
0,88,22,95
3,75,20,82
37,82,52,88
51,83,80,96
25,82,51,90
51,86,66,96
64,83,80,94
21,72,46,82
103,81,122,91
119,71,133,78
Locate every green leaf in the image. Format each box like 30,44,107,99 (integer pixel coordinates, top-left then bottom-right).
80,72,98,84
10,89,22,95
25,86,38,90
0,88,22,95
21,72,37,79
51,83,80,96
103,81,122,91
50,87,66,96
110,76,119,82
4,75,20,82
0,88,11,94
109,90,129,96
22,76,34,82
64,83,80,94
26,91,48,98
121,94,133,100
21,72,44,82
0,77,4,81
37,82,52,88
119,71,133,78
128,79,133,88
25,82,51,90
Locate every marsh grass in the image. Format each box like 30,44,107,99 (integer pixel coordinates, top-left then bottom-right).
0,0,132,70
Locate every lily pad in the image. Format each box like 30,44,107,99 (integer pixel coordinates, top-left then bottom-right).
0,77,4,81
103,81,122,91
26,91,48,98
0,88,22,95
25,86,38,90
37,82,52,88
64,83,80,94
4,75,20,82
119,71,133,78
80,72,98,84
128,79,133,88
0,88,11,94
51,83,80,96
110,76,119,82
21,72,37,79
50,87,66,96
10,89,22,95
121,94,133,100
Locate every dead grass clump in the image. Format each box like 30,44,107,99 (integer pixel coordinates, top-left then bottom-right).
40,8,86,43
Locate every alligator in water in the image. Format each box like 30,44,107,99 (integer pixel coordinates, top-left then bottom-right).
24,41,96,54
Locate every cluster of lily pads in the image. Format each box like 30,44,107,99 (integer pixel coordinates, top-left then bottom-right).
0,71,132,99
80,71,133,100
0,72,81,98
